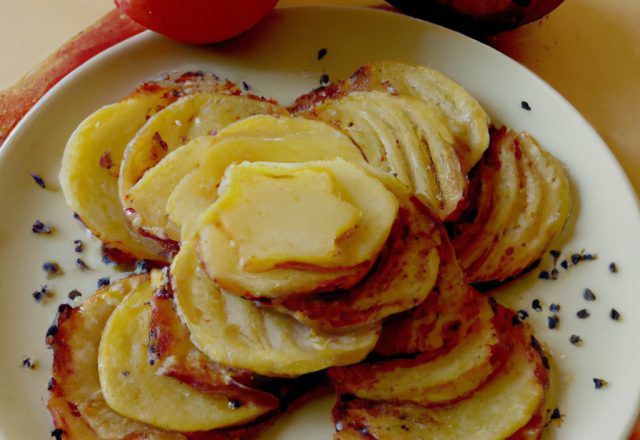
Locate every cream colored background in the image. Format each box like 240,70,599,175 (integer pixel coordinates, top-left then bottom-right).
1,0,639,187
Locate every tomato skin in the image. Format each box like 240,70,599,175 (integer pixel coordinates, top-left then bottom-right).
114,0,280,44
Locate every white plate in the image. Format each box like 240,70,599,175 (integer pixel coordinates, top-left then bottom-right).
1,6,640,440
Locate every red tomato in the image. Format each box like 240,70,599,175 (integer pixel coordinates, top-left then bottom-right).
114,0,280,44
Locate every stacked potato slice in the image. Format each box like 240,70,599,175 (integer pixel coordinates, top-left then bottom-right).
291,60,572,284
52,61,569,439
450,126,572,282
328,231,547,440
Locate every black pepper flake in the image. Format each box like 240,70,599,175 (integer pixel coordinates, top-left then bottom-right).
74,240,83,252
68,289,82,300
550,250,560,258
569,334,582,345
532,299,542,312
560,260,569,269
58,304,72,320
538,270,550,279
228,400,242,410
577,309,590,319
101,254,116,266
48,377,55,390
51,429,65,440
135,259,150,274
30,173,46,188
46,325,59,338
147,340,158,366
512,315,522,326
32,220,51,234
550,303,560,313
97,277,110,288
521,101,531,110
550,268,559,280
548,316,560,329
610,308,621,321
242,81,251,91
359,427,369,435
22,357,36,369
43,261,59,275
33,285,49,302
571,253,581,265
121,370,130,377
609,262,618,273
320,74,330,87
583,253,594,260
583,288,596,301
318,48,327,60
517,310,529,320
45,325,59,346
550,408,562,420
76,259,88,270
593,378,608,389
401,425,410,432
99,150,115,169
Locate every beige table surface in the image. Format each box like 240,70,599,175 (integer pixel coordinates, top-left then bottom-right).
1,0,639,437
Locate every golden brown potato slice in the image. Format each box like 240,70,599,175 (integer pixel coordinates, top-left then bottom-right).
373,218,484,357
60,81,186,263
124,135,213,243
149,284,281,409
327,223,507,406
172,241,381,377
98,271,276,432
332,321,547,440
60,71,241,264
451,126,572,282
294,91,467,221
196,160,400,299
166,115,401,244
328,300,501,406
291,60,490,175
47,274,279,439
204,160,398,273
262,196,440,333
121,94,289,242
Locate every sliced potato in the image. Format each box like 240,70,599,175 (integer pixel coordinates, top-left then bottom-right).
172,241,381,377
451,126,572,282
166,115,392,243
197,160,400,298
99,271,274,432
123,136,212,242
267,196,440,333
329,309,500,406
121,94,289,242
327,228,504,405
48,274,273,439
294,91,467,221
149,284,281,408
60,83,183,263
209,162,366,272
291,60,490,175
374,221,484,357
333,322,546,440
